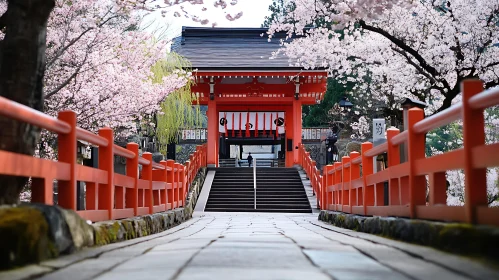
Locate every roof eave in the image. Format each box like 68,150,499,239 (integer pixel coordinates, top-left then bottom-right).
186,67,328,72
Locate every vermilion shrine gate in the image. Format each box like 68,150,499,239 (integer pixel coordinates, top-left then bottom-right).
174,27,328,167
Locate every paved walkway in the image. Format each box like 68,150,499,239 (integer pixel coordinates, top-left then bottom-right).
7,213,498,280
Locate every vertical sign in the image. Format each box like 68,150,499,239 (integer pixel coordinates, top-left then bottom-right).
373,119,386,142
372,118,386,173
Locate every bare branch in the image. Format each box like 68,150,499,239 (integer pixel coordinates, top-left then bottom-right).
359,20,451,91
46,12,120,68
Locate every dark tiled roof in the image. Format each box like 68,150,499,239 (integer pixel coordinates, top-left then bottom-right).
172,27,308,70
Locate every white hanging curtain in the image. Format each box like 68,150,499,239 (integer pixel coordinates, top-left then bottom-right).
219,112,285,134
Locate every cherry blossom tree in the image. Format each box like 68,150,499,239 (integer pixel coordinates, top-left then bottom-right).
268,0,499,114
44,1,188,135
0,0,56,204
266,0,499,206
0,0,214,204
0,0,249,204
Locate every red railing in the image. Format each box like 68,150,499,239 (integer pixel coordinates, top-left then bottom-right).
300,79,499,226
0,98,207,222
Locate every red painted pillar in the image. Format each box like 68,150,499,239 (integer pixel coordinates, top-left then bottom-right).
361,143,373,215
126,143,139,215
57,111,77,210
98,127,114,220
462,79,487,224
293,99,302,165
386,128,401,206
285,106,294,167
207,99,218,167
407,108,426,218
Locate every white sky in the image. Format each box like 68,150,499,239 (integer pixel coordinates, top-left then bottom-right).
141,0,273,41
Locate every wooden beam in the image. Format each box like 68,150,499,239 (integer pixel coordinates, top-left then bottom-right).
194,96,320,106
191,83,326,95
194,71,327,78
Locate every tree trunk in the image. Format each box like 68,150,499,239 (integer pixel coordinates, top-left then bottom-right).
0,0,55,204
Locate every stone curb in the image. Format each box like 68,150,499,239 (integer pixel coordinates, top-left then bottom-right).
319,210,499,262
0,168,207,271
93,167,207,246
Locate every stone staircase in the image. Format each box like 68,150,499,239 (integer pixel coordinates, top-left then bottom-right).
204,168,312,213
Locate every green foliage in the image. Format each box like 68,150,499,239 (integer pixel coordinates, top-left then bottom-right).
151,53,204,152
425,106,499,156
425,123,463,156
0,207,56,269
303,78,355,127
261,0,329,28
262,0,294,27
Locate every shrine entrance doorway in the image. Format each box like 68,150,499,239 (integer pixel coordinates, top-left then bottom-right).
174,27,328,167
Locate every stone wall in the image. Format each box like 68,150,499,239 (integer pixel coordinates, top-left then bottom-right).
0,168,207,271
304,143,325,169
319,210,499,262
175,144,198,164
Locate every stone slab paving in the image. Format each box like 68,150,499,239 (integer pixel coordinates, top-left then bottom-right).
4,212,498,280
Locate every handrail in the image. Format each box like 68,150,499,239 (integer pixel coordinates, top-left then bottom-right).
391,130,408,146
76,128,109,147
364,142,388,158
413,104,461,134
152,162,166,170
351,157,362,165
297,79,499,227
468,87,499,109
0,94,208,223
253,158,257,210
115,145,135,159
0,96,71,134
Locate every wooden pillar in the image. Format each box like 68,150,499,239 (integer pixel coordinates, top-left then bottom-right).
293,99,302,165
207,99,218,167
285,106,294,167
462,79,487,223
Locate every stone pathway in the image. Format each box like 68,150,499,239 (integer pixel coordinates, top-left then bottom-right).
5,213,498,280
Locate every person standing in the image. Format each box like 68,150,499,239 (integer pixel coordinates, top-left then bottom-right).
247,153,253,167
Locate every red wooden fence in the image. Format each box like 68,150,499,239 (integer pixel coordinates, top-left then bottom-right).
0,98,206,222
301,79,499,226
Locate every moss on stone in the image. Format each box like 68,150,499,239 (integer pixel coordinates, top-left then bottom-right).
319,210,499,263
94,225,109,246
437,223,498,259
0,207,57,270
89,167,206,248
120,220,135,240
94,222,122,246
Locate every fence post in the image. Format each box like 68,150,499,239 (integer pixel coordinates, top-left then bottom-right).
196,146,201,170
407,108,426,218
386,128,401,206
311,160,317,195
361,142,373,215
98,127,114,220
56,111,77,210
189,152,195,170
126,143,139,215
300,145,304,167
324,165,333,211
305,151,312,178
166,159,175,209
175,163,182,208
462,79,487,223
185,161,191,195
180,164,186,206
142,153,153,214
333,162,341,211
160,160,169,210
350,152,360,209
341,156,351,213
